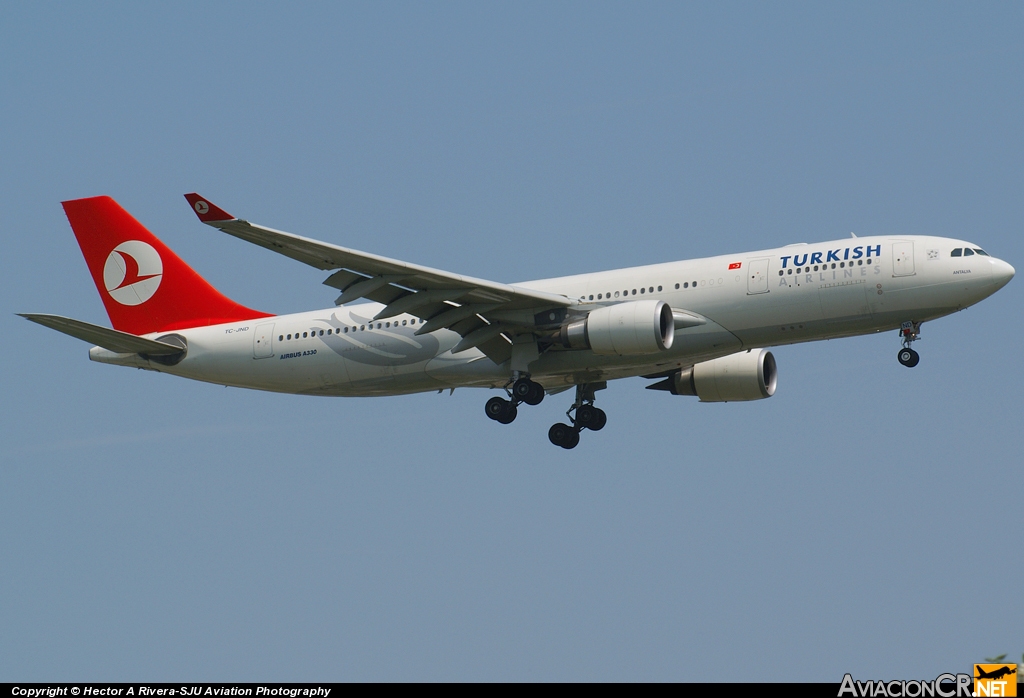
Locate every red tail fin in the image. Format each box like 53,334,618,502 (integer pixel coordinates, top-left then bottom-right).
62,196,271,335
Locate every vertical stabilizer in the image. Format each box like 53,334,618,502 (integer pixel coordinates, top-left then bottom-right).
62,196,270,335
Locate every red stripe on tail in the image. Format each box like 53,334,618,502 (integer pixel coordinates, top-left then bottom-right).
63,196,271,335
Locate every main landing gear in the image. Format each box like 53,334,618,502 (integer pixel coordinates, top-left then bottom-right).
484,375,544,425
484,376,608,450
548,382,607,450
897,321,921,368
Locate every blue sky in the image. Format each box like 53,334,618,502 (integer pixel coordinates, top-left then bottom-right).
1,2,1021,681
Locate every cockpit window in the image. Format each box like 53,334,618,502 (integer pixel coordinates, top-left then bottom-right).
951,248,962,257
963,248,975,256
974,248,989,256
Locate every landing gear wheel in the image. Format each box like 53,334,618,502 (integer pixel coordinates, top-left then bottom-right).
524,381,545,406
486,396,517,423
513,378,545,406
548,423,580,449
575,405,600,430
897,348,920,368
498,402,518,424
574,405,607,431
485,396,507,420
512,377,533,401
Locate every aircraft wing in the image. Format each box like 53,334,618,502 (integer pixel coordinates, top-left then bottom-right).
19,314,186,356
185,194,572,364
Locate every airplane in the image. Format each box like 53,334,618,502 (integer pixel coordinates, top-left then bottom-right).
975,666,1016,681
20,194,1015,449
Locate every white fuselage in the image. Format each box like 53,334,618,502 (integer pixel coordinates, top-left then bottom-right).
90,235,1014,396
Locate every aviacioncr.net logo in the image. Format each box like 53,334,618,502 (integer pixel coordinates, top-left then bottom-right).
103,240,163,306
839,673,974,698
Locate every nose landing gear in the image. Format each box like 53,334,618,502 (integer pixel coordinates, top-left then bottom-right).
548,382,607,449
897,347,919,367
897,321,922,368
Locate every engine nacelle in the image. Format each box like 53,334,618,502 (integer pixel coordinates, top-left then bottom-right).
560,300,674,356
655,349,777,402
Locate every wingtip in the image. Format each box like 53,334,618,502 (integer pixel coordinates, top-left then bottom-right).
184,193,234,222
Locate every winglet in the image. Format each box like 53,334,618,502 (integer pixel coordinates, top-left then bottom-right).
184,193,235,222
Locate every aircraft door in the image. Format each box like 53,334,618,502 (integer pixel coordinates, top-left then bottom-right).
893,242,915,277
253,322,275,359
747,258,770,294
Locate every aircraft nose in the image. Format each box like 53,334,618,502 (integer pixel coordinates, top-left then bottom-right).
991,258,1015,289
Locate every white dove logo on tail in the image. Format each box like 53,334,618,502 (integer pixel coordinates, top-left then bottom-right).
102,240,163,306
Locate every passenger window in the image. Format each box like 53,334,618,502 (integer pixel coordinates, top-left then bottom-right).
278,335,283,341
360,325,365,331
974,248,989,256
787,269,792,275
648,287,653,293
303,332,308,338
320,330,324,336
674,284,680,289
831,263,836,269
597,293,603,299
640,288,645,294
964,248,974,256
343,327,348,333
857,260,862,265
866,259,871,265
615,291,620,298
657,286,662,292
951,248,962,257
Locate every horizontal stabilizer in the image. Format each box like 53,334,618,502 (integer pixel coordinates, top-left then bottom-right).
19,313,185,355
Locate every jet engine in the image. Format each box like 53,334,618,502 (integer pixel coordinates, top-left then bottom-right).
560,300,674,356
649,348,777,402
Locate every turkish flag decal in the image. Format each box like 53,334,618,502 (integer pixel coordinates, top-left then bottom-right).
728,262,742,270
